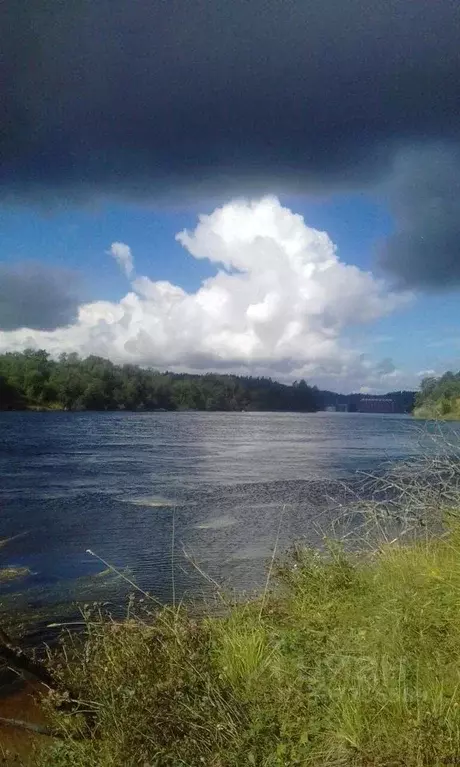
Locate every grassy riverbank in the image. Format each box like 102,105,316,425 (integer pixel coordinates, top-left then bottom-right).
32,522,460,767
414,402,460,420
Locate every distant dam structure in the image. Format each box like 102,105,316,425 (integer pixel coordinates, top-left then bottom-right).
359,397,395,414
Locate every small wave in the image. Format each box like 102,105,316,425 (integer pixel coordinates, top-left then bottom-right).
195,515,237,530
122,497,176,508
229,544,273,561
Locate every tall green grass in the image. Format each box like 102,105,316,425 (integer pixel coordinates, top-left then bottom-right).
414,398,460,420
38,520,460,767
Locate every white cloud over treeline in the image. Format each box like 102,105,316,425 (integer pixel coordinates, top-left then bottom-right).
0,197,412,391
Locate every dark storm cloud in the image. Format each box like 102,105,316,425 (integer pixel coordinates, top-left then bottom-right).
379,146,460,289
2,0,460,198
2,0,460,286
0,263,81,331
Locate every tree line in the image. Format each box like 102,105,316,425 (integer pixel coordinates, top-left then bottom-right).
0,350,318,412
0,350,417,414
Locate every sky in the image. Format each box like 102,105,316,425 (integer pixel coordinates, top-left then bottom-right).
1,0,460,393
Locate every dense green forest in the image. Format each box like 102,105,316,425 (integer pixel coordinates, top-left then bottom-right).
0,350,319,412
414,371,460,419
0,350,416,413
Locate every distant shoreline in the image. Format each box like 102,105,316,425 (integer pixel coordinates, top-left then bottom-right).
1,407,415,415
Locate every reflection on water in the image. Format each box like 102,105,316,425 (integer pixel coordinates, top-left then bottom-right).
228,544,274,561
122,496,177,508
0,411,454,632
195,515,238,530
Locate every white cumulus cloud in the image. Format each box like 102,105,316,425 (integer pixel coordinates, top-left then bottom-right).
0,197,413,391
109,242,134,278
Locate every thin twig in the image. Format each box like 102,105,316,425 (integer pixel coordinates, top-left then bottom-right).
86,549,162,607
181,543,225,594
0,716,56,737
259,504,286,619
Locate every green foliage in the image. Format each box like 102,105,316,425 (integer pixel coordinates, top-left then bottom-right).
0,349,417,414
415,369,460,419
38,528,460,766
0,372,25,409
0,350,318,413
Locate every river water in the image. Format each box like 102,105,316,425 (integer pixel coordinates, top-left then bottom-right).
0,411,454,623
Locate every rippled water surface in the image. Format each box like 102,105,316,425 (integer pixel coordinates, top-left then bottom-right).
0,411,451,614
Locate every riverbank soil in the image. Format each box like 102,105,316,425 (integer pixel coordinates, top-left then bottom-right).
0,681,47,764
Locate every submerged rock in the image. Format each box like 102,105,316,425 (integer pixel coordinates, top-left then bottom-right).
0,567,30,584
